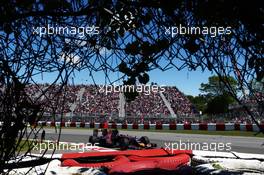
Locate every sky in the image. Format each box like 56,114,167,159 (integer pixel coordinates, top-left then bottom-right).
148,68,213,96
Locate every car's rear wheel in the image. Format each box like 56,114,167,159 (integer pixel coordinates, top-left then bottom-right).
139,136,150,145
89,136,98,145
119,137,130,150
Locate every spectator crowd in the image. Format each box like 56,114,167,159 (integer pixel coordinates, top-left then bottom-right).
25,84,196,119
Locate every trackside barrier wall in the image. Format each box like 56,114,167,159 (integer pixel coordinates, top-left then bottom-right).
176,124,184,130
36,121,264,132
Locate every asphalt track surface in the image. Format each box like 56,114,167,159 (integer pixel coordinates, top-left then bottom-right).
40,128,264,154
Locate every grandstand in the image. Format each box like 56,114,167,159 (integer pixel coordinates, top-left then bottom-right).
25,84,196,123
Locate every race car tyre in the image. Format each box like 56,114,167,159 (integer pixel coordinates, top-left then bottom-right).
112,129,119,137
139,136,150,145
89,136,99,145
119,137,130,150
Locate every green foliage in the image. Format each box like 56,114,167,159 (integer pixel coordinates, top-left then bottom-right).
206,93,234,114
187,95,207,113
198,76,238,114
200,75,238,97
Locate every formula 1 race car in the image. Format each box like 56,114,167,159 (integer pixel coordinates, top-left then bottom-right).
89,129,157,150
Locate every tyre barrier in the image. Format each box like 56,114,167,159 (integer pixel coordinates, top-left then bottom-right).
37,121,264,132
61,149,192,174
